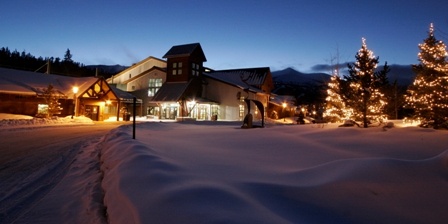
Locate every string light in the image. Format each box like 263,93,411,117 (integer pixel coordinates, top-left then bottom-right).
405,23,448,127
325,38,388,124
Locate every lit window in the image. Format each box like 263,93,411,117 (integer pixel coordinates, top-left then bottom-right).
148,78,162,97
178,69,182,75
173,70,177,75
239,105,245,118
37,104,49,116
173,62,177,68
178,62,182,68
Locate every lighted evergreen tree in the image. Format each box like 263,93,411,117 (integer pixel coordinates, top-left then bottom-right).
324,70,348,122
405,23,448,128
340,38,389,128
42,84,62,117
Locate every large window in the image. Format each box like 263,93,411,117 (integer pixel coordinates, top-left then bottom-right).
148,78,163,97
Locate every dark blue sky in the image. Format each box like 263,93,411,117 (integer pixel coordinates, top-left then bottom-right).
1,0,447,72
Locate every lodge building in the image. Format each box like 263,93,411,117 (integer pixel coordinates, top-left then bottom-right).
108,43,276,122
0,43,289,122
0,67,137,121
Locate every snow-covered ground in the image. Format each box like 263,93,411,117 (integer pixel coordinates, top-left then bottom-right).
0,113,94,128
1,113,448,223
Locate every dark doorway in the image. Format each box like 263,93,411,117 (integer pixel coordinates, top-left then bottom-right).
85,105,99,121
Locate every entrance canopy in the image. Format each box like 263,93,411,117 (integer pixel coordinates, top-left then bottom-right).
151,81,191,103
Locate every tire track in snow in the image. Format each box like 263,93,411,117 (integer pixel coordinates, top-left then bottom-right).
0,140,83,224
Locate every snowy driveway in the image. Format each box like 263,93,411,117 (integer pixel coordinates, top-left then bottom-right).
0,123,122,224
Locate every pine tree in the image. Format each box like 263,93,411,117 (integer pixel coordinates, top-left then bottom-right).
405,23,448,128
42,84,62,117
324,70,349,122
63,48,73,63
341,38,389,128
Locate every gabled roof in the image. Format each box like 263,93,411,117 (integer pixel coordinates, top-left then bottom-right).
106,56,166,82
121,66,166,84
163,43,207,62
0,67,99,97
109,86,141,103
203,67,271,94
151,81,191,102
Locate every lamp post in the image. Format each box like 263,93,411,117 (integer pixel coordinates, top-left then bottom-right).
72,86,78,118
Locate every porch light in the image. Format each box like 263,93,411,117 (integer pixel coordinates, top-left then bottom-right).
72,86,79,94
106,99,111,105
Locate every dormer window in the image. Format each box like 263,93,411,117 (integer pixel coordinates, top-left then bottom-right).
172,62,182,75
192,63,200,76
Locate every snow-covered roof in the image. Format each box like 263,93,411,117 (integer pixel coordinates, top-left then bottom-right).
163,43,207,62
151,81,191,102
0,67,99,97
203,68,269,94
106,56,166,83
109,85,142,103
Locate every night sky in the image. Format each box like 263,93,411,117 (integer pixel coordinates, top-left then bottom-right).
1,0,447,72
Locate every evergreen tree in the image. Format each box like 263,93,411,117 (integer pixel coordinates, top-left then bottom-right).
341,38,389,128
63,48,73,63
405,23,448,128
323,70,350,122
41,84,62,117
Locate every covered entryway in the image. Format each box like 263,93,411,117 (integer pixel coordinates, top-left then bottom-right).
75,79,119,121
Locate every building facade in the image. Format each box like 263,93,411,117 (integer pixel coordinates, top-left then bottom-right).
106,42,276,122
0,67,120,121
107,56,167,117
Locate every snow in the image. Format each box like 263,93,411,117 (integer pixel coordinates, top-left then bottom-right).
1,113,448,223
0,113,94,129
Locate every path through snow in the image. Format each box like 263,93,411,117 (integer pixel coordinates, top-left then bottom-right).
12,137,107,224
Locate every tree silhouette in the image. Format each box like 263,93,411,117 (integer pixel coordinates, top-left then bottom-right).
63,48,73,63
0,47,116,78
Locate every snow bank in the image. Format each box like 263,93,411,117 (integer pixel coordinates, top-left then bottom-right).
100,123,448,224
0,113,94,128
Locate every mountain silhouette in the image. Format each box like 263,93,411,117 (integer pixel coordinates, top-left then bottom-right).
272,65,415,87
272,68,331,84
